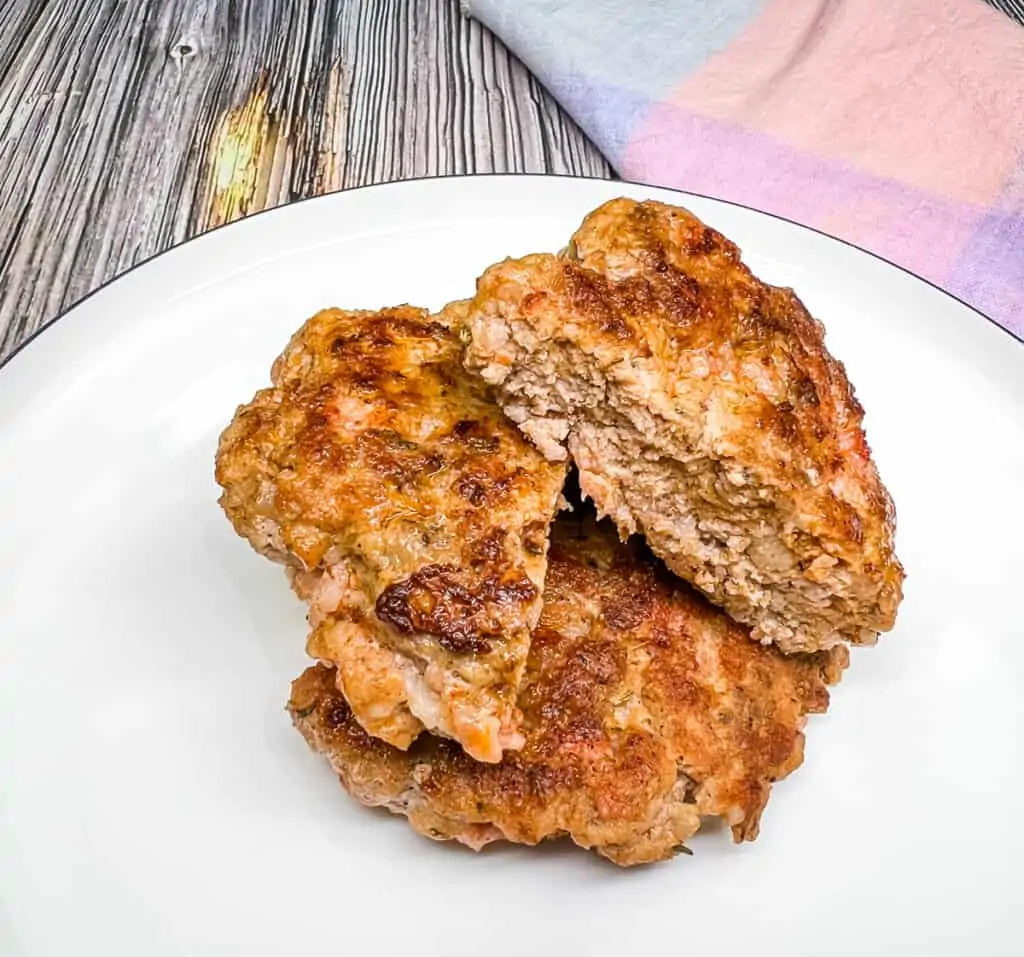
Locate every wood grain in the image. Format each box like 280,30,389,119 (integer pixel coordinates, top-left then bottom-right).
0,0,611,360
2,0,1020,361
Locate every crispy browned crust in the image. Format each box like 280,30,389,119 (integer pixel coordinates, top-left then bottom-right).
457,198,904,652
216,307,566,761
290,517,847,866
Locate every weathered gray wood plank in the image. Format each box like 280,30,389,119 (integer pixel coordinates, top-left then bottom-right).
0,0,611,360
6,0,1017,362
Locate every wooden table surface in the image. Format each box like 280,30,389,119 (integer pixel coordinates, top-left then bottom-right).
3,0,1021,362
0,0,611,361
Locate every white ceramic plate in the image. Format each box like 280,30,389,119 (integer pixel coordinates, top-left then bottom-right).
2,176,1022,957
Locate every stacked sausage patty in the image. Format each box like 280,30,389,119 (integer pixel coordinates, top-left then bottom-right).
458,199,903,653
290,516,847,865
217,306,566,763
216,198,903,865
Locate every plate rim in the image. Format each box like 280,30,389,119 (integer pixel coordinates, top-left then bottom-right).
1,172,1020,381
2,173,1023,955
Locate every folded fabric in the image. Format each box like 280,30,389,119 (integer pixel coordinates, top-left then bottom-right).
463,0,1024,337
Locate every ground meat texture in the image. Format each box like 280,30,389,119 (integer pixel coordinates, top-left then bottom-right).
216,306,566,761
289,516,847,867
454,198,904,653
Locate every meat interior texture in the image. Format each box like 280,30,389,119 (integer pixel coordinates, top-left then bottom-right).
215,306,566,762
455,198,904,653
290,516,847,866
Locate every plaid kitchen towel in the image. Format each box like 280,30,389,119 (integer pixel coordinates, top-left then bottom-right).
462,0,1024,336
